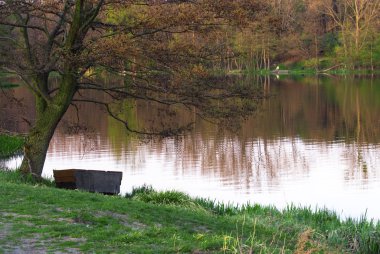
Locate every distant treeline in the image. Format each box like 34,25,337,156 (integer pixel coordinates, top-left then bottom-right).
205,0,380,72
2,0,378,73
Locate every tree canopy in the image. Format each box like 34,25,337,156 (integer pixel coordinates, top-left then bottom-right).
0,0,263,177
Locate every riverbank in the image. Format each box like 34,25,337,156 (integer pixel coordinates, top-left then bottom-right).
228,64,380,76
0,170,379,253
0,134,24,159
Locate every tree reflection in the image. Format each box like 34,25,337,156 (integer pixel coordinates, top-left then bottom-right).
3,75,380,191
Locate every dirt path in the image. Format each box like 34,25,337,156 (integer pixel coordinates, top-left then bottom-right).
0,213,81,254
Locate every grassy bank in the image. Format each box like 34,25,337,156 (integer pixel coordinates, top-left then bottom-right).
0,134,24,159
0,72,19,89
0,171,379,253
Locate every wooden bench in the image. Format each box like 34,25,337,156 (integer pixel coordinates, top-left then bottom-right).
53,169,123,195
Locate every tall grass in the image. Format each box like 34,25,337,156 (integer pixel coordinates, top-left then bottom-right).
126,185,199,208
126,185,380,253
0,134,24,158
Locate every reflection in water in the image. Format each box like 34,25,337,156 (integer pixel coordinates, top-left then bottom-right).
2,76,380,220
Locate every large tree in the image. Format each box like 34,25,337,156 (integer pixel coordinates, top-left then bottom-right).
0,0,262,177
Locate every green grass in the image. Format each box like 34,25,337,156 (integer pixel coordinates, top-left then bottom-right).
0,171,379,253
0,134,24,158
0,82,19,89
0,169,55,187
0,72,19,88
245,59,380,76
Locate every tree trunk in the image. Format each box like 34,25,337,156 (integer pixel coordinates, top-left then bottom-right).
20,107,65,176
314,33,319,72
20,77,76,177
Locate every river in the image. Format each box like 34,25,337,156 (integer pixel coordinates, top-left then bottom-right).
2,75,380,220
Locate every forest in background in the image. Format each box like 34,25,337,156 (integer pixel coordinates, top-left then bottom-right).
99,0,380,73
202,0,380,72
2,0,380,76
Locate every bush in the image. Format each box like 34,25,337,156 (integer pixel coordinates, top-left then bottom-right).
0,134,24,158
126,185,197,207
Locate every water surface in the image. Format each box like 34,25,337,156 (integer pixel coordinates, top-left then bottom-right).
3,76,380,220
